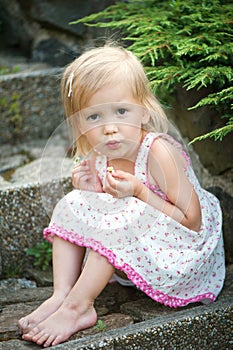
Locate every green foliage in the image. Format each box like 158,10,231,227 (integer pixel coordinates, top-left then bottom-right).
26,241,52,271
0,92,23,141
71,0,233,141
0,65,19,75
190,116,233,143
94,319,107,332
3,261,25,278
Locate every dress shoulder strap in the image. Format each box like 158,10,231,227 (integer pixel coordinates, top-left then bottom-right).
134,132,160,183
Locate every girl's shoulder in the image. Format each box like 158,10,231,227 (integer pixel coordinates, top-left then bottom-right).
145,132,176,156
148,132,188,171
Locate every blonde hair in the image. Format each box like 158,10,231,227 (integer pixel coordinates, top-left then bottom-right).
61,44,168,156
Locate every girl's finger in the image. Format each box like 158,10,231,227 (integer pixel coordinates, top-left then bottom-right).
72,163,90,174
105,172,118,188
111,169,128,180
73,159,89,169
72,173,92,188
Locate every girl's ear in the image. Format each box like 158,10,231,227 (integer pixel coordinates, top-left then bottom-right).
142,108,150,124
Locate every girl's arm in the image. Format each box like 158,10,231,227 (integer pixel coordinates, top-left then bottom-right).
105,139,201,232
134,180,201,232
138,138,202,232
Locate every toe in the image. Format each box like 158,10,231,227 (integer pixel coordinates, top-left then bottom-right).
18,317,27,334
52,334,64,346
33,332,49,346
22,327,38,341
44,334,57,348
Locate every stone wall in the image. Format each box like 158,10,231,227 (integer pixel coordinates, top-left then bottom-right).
0,0,117,66
0,178,72,276
0,68,63,144
169,86,233,176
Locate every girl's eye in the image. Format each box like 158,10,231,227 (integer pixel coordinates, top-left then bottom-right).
116,108,127,116
86,114,100,122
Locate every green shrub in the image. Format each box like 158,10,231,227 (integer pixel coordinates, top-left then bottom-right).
94,319,107,332
71,0,233,142
26,241,52,271
0,65,19,75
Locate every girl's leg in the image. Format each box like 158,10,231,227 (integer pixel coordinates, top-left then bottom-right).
23,250,115,347
18,237,85,334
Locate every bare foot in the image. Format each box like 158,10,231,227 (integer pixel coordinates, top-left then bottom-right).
22,301,97,347
18,293,65,335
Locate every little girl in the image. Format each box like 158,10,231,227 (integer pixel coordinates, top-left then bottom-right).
19,45,225,347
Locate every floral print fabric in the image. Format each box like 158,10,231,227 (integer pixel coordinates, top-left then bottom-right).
44,133,225,307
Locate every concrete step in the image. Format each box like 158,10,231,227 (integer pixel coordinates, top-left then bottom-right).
0,132,73,277
0,265,232,349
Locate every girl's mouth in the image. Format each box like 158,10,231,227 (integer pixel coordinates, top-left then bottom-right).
106,140,121,150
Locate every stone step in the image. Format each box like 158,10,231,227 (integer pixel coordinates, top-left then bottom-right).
0,132,73,277
0,265,233,349
0,268,233,350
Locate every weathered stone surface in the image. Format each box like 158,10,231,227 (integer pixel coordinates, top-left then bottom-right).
0,154,28,174
120,298,202,322
0,131,72,186
0,266,233,349
0,340,39,349
169,86,233,175
0,286,52,305
0,69,63,144
0,271,232,349
11,157,73,185
0,278,36,292
0,178,72,276
0,0,117,66
0,283,135,343
112,303,233,350
0,301,41,341
70,313,134,342
24,269,53,288
207,187,233,264
96,283,145,315
0,176,10,188
224,264,233,292
0,302,132,343
2,297,232,349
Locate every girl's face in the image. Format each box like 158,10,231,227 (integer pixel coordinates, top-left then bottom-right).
78,82,149,161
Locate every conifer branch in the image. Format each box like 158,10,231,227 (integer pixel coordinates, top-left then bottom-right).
71,0,233,142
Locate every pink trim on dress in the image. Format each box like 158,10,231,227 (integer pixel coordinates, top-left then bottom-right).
44,223,216,308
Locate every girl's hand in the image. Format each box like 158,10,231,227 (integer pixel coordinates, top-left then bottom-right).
72,159,103,192
103,169,142,198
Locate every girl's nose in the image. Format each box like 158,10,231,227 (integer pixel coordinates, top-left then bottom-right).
103,124,118,135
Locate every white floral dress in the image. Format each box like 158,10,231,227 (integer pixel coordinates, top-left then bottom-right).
44,132,225,307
